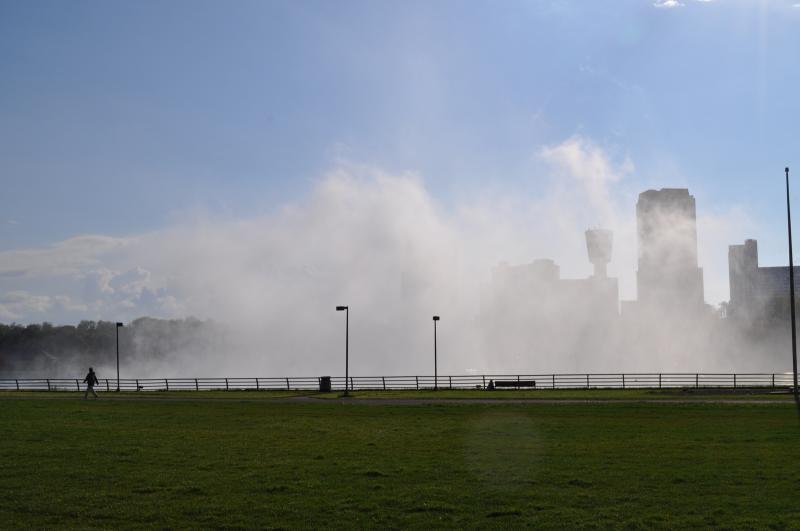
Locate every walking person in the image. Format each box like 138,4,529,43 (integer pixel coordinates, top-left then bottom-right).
83,367,99,399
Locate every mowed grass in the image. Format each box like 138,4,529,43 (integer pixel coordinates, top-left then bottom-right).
1,398,799,529
3,387,795,400
312,388,796,400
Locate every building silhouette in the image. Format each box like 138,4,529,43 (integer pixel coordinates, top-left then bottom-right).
586,229,613,279
636,188,705,308
485,230,619,370
728,238,800,322
490,230,619,321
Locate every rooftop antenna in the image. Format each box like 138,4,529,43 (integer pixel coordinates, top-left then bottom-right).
785,167,798,409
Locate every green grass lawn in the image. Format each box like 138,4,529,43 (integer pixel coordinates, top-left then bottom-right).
2,387,795,400
1,390,316,399
311,388,796,400
1,398,799,529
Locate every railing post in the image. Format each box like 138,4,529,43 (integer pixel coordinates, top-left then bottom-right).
734,374,737,389
286,377,290,391
256,378,260,391
382,377,386,390
76,379,80,391
195,378,199,391
225,378,228,391
622,374,625,389
350,376,354,391
772,373,775,388
449,375,452,389
15,379,19,391
415,376,419,390
659,373,662,389
482,375,486,389
165,378,169,391
552,374,555,389
47,379,50,391
106,379,109,392
136,378,140,391
586,374,589,389
696,374,699,389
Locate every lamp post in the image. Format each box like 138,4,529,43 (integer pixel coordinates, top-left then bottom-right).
433,315,440,391
785,167,799,407
336,306,349,396
115,322,123,392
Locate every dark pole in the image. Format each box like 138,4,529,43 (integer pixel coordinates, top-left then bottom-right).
786,167,799,407
433,316,440,391
336,306,349,396
115,322,123,392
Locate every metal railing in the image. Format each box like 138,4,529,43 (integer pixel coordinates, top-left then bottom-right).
0,373,795,392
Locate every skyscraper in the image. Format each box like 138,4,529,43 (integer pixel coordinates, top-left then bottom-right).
636,188,705,308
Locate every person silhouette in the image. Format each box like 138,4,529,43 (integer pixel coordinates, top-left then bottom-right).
83,367,99,399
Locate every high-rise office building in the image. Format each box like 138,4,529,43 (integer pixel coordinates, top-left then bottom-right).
728,238,800,322
636,188,705,308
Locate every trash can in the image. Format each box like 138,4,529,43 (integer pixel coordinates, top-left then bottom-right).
319,376,332,392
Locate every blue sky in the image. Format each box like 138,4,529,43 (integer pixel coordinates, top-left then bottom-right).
2,0,800,324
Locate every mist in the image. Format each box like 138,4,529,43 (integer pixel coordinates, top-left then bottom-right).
2,136,783,378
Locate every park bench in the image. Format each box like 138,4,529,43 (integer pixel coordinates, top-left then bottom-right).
494,380,536,389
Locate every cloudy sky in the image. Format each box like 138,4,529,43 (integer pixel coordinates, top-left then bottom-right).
1,0,800,324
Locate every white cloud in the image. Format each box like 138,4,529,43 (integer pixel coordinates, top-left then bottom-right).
83,268,116,296
538,135,632,186
0,291,90,321
109,267,152,297
0,235,131,278
654,0,684,7
0,291,54,320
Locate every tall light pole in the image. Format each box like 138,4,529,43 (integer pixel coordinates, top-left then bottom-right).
336,306,349,396
786,167,799,407
433,315,440,391
115,322,123,392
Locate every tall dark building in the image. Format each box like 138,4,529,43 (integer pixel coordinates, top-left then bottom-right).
636,188,704,308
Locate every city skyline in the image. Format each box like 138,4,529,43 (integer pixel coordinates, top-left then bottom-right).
4,0,800,324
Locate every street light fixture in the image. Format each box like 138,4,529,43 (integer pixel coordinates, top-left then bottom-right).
115,322,123,392
785,167,799,407
433,315,440,391
336,306,349,396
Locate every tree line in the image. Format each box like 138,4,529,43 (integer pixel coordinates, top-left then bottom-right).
0,317,220,378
